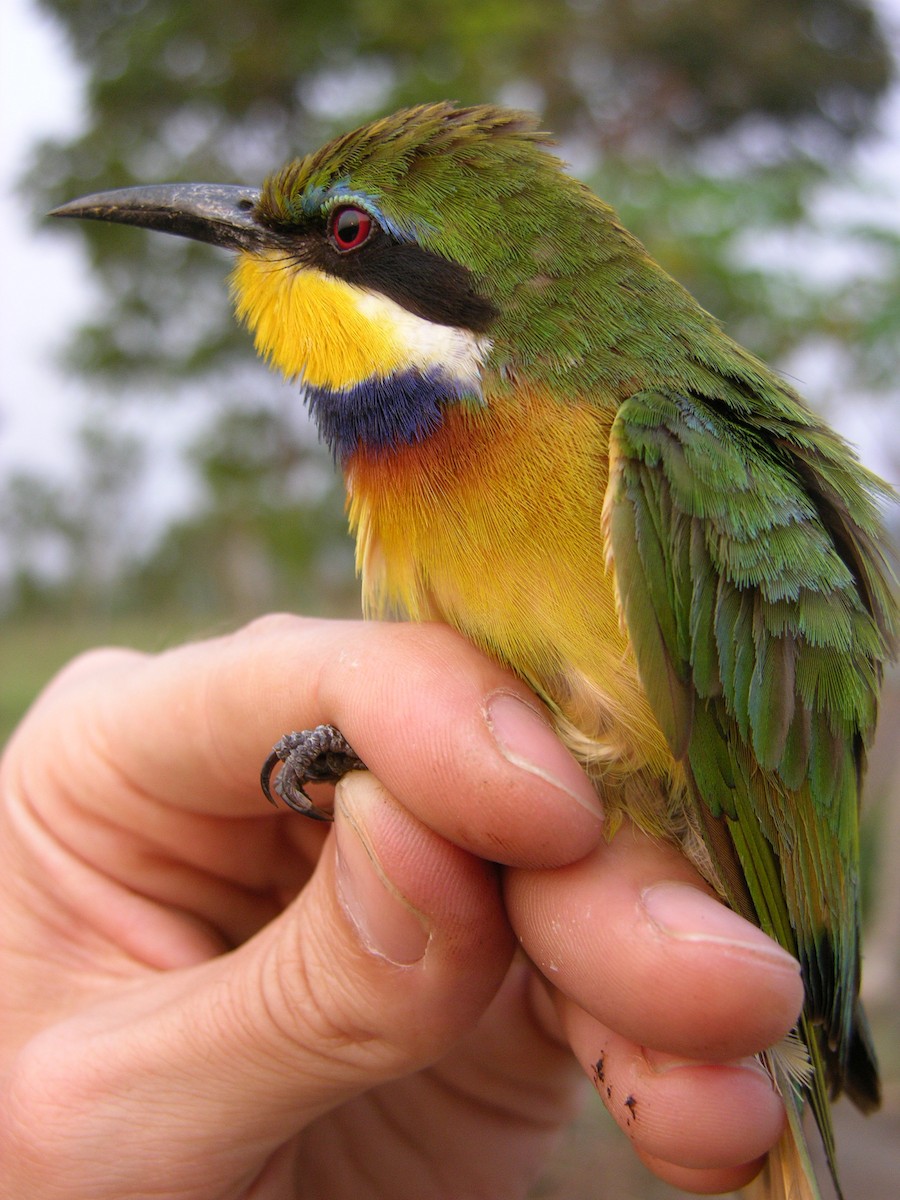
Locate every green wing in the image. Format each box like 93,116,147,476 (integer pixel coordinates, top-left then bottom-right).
606,388,895,1117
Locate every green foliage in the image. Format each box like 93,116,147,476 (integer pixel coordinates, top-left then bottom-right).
597,0,891,142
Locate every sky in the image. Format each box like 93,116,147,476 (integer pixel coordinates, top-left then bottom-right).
0,0,211,531
0,0,88,476
2,0,900,511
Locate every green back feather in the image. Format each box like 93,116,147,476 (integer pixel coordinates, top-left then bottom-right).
607,386,895,1192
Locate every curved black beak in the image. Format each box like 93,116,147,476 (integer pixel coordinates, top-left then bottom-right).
50,183,265,252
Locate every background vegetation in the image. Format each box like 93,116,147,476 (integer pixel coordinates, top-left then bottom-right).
3,2,900,1194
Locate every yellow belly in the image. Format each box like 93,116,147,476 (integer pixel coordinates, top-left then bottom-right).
345,385,680,828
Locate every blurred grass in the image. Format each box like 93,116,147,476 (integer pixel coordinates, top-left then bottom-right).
0,610,241,745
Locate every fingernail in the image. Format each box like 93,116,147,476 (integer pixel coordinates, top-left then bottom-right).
640,882,800,972
640,1047,698,1074
642,1046,771,1080
334,780,430,966
485,691,603,818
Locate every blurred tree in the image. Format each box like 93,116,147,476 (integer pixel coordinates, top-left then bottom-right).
1,420,145,614
128,405,356,617
12,0,897,623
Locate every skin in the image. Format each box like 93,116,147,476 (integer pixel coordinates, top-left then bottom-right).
0,615,803,1199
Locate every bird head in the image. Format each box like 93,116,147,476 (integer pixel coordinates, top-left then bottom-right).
50,102,677,458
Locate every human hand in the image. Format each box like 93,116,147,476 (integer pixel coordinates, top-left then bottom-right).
0,616,802,1198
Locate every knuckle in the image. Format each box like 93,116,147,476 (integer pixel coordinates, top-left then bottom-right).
238,611,315,643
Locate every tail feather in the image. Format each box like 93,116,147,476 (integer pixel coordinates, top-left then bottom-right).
838,1000,880,1113
742,1124,822,1200
741,1036,835,1200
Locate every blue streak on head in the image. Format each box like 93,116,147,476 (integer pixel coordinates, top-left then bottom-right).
306,367,475,461
297,180,430,244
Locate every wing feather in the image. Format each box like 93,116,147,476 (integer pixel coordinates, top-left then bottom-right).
606,389,895,1129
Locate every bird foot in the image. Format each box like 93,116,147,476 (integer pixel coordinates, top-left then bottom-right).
261,724,366,820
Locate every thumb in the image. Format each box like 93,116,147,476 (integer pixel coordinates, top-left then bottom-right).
9,773,515,1197
260,769,517,1120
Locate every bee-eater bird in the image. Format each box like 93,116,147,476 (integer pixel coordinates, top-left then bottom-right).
52,102,896,1200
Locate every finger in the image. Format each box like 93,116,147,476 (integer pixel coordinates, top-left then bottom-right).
562,1002,783,1185
13,615,603,868
504,821,804,1061
5,773,515,1195
633,1149,766,1196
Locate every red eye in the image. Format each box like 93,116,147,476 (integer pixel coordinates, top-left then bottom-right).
330,206,373,251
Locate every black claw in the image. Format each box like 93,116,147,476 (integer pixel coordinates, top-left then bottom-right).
261,724,366,820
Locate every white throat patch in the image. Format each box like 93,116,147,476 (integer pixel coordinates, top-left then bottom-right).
351,287,492,391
